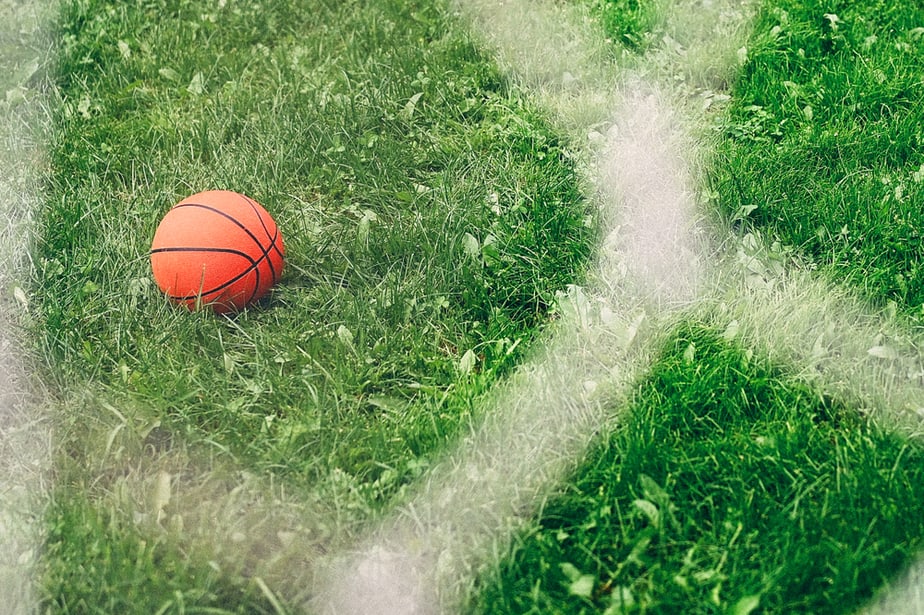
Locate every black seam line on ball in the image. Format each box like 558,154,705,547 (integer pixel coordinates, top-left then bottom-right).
175,201,280,289
151,246,261,302
240,194,283,284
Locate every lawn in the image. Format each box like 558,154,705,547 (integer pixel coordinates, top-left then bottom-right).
29,0,924,613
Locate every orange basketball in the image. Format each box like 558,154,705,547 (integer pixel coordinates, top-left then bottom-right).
150,190,285,313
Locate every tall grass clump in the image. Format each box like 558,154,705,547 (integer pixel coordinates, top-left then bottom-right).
585,0,662,52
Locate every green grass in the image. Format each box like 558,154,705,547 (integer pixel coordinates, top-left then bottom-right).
584,0,661,52
473,1,924,613
43,495,284,614
41,0,590,486
31,0,924,612
38,0,592,608
473,325,924,613
712,0,924,313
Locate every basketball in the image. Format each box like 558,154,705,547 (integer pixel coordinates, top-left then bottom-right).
150,190,285,313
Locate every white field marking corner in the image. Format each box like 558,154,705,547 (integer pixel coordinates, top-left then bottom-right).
314,99,719,606
316,0,924,613
315,0,746,612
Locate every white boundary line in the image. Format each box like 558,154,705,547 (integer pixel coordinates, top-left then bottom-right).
0,1,54,612
316,0,924,613
314,1,754,612
313,90,714,614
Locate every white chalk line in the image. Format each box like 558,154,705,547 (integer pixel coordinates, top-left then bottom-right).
315,0,924,613
0,0,54,612
314,1,751,612
313,131,709,615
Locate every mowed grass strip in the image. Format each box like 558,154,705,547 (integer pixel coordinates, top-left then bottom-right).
473,0,924,613
37,0,592,610
475,325,924,614
713,0,924,314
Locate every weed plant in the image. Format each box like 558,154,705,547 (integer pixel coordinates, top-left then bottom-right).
585,0,662,52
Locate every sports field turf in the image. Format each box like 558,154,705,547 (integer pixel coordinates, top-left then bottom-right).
19,0,924,612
